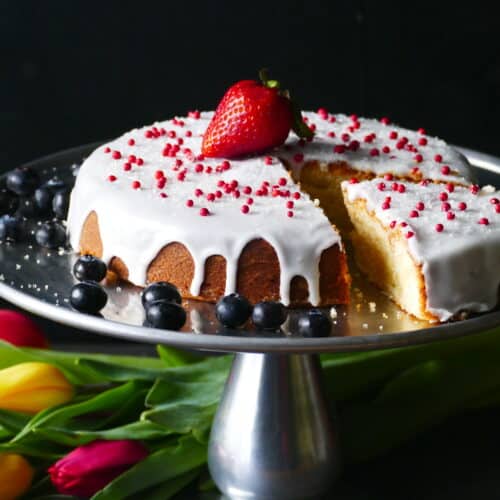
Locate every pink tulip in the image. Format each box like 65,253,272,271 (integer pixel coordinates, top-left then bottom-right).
0,310,48,348
48,440,149,497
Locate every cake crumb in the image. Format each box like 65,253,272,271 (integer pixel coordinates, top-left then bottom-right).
369,302,377,313
313,198,320,207
362,323,368,329
329,307,338,319
382,312,389,319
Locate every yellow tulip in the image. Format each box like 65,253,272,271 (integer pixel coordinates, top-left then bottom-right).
0,362,73,414
0,454,34,499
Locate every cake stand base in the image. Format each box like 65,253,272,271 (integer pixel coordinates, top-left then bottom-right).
209,353,339,499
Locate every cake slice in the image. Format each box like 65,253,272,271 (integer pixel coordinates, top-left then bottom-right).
342,178,500,321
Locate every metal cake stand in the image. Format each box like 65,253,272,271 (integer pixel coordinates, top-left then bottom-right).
1,145,500,499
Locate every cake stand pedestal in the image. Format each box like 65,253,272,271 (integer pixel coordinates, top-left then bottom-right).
1,144,500,499
209,353,338,499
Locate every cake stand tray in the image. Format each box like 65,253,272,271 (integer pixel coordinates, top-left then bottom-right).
1,145,499,499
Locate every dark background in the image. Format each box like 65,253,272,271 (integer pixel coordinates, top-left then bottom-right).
2,1,500,498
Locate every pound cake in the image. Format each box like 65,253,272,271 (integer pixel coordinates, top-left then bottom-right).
67,103,476,312
343,179,500,321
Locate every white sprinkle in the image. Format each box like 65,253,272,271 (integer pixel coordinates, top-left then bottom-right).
369,302,377,313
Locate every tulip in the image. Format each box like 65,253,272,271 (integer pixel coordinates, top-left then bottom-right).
0,362,73,414
0,453,34,499
0,310,48,348
49,439,149,497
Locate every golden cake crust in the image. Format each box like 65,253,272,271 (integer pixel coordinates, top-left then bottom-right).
79,211,351,306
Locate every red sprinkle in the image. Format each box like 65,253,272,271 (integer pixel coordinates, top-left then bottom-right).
327,131,336,138
195,188,203,197
409,210,419,218
417,128,426,135
441,202,451,211
247,197,254,205
400,221,408,227
136,158,144,166
241,204,250,214
195,164,204,173
496,205,500,214
157,178,166,189
104,147,111,153
293,192,301,200
406,231,415,239
286,201,294,209
341,133,350,143
384,173,394,181
382,146,391,154
334,144,346,154
397,184,406,193
416,202,425,211
264,156,273,165
186,199,194,207
389,220,397,229
414,154,423,163
370,148,380,157
199,208,209,216
381,201,391,210
112,151,122,160
447,212,456,220
123,162,132,171
349,177,359,184
159,192,167,198
446,183,455,193
479,217,489,225
441,165,451,175
470,184,480,195
389,131,398,140
287,211,294,218
377,182,386,191
434,154,443,163
439,192,448,201
132,180,141,190
418,138,428,146
490,198,499,205
293,153,304,163
155,170,164,180
380,117,391,125
107,175,117,182
458,202,467,211
435,223,444,232
128,138,135,146
278,177,287,186
206,193,215,202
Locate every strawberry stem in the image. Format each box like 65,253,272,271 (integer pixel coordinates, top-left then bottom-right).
258,69,314,140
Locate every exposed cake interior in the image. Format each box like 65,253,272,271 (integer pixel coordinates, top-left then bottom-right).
342,179,500,321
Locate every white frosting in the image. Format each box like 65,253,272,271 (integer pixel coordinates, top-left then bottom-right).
67,109,474,308
344,179,500,320
283,111,472,184
67,112,340,306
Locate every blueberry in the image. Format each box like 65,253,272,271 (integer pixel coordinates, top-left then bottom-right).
141,281,182,308
73,255,107,282
145,300,186,330
34,187,55,215
0,189,18,215
35,221,67,249
252,301,287,330
215,293,252,328
297,310,331,338
70,281,107,314
6,167,40,196
16,196,39,218
52,188,71,219
44,177,66,192
0,215,24,241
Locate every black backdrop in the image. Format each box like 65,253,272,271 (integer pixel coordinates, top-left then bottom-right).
1,0,500,170
2,2,500,499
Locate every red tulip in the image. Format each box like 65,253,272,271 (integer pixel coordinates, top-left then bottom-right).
0,310,48,348
48,440,149,497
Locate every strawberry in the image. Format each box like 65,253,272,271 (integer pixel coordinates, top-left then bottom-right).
202,70,313,158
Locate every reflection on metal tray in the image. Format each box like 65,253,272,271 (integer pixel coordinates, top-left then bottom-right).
0,143,499,353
